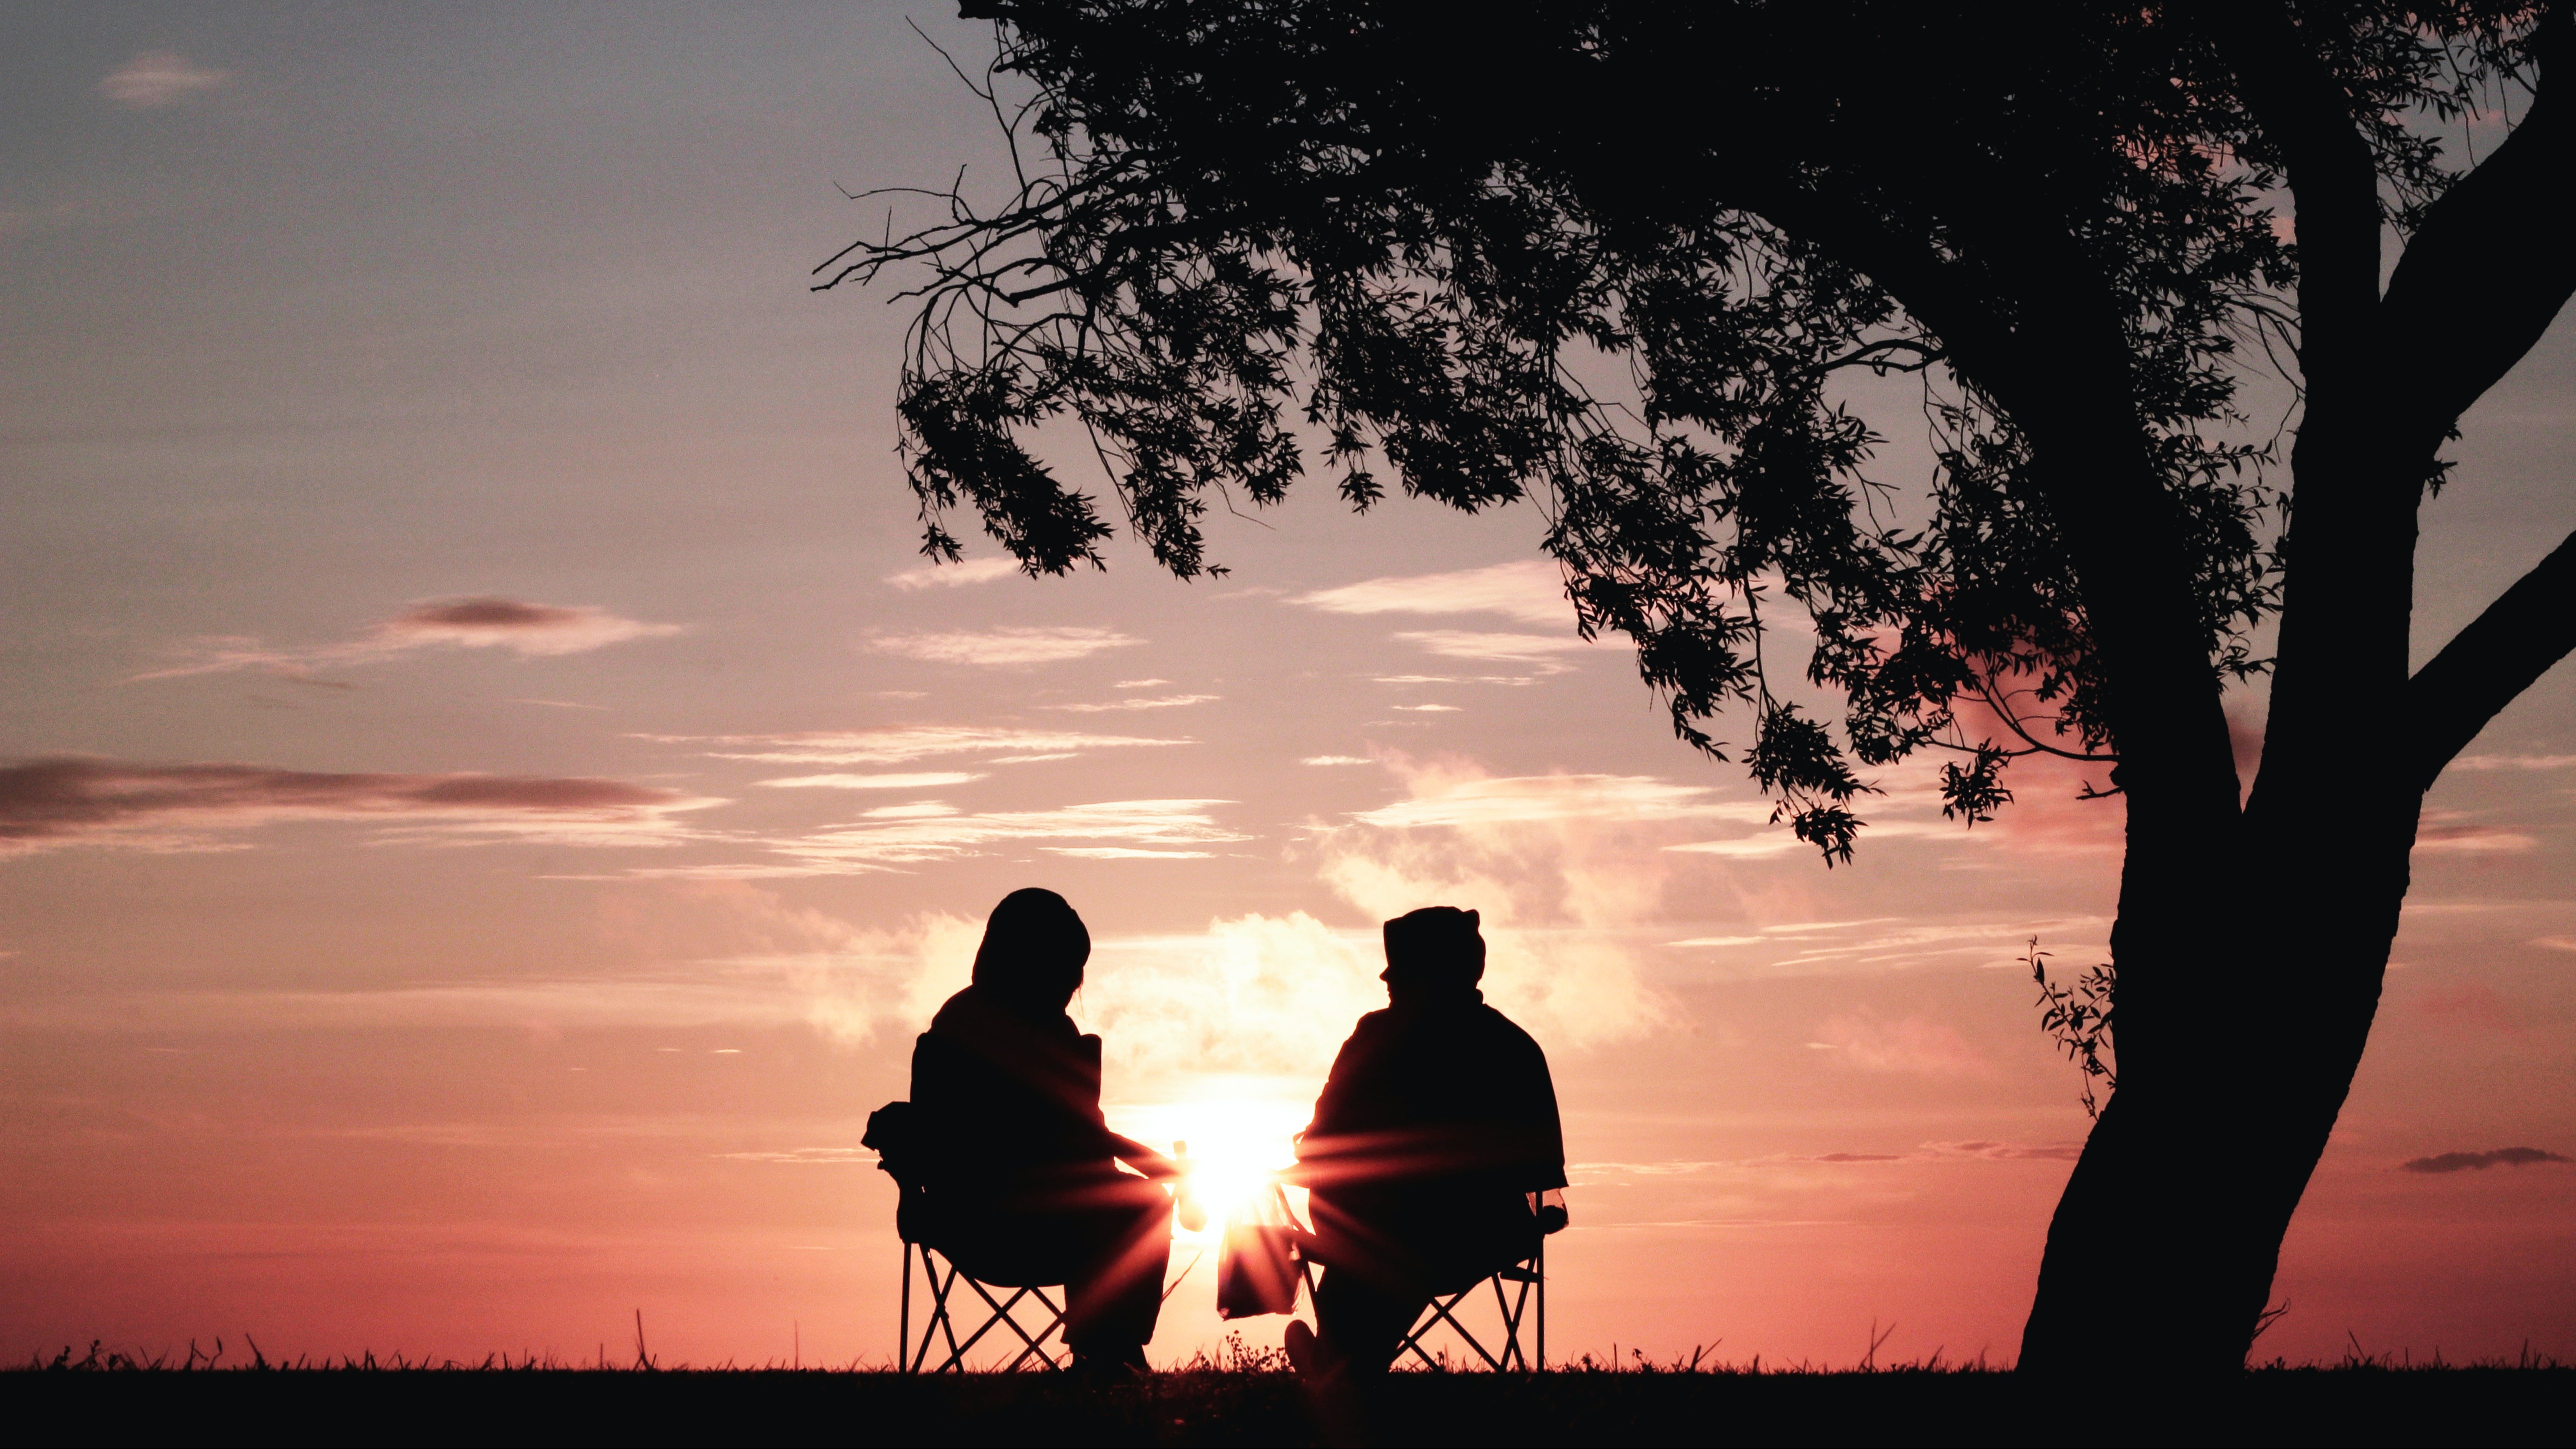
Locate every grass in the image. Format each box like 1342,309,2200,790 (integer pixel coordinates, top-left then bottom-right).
7,1338,2570,1447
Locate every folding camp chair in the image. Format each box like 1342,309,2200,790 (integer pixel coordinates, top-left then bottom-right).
1392,1238,1544,1372
1269,1178,1550,1374
896,1238,1073,1374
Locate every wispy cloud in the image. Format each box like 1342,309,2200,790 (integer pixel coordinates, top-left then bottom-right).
1304,756,1374,767
2448,754,2576,772
1393,630,1602,666
882,558,1022,591
1391,703,1460,713
1346,770,1764,830
870,627,1139,666
1318,760,1684,1048
656,726,1187,767
2416,810,2538,854
668,799,1248,876
1920,1140,2084,1162
1046,694,1218,714
0,756,721,858
1292,560,1566,625
1690,916,2106,978
101,52,231,108
754,772,984,790
1810,1014,1994,1077
2400,1146,2571,1174
132,598,680,681
376,598,679,655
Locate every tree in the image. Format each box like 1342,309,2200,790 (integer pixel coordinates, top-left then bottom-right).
825,0,2576,1372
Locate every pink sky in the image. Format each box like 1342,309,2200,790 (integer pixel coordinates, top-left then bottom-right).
2,6,2572,1370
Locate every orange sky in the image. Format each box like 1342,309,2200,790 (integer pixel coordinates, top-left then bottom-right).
4,4,2572,1371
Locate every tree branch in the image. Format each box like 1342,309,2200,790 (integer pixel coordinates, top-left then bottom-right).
2206,2,2382,370
2408,526,2576,792
2376,7,2576,451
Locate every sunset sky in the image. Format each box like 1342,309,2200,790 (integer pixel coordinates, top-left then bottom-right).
4,3,2572,1370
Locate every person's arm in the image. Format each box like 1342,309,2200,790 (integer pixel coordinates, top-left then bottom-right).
1108,1133,1180,1182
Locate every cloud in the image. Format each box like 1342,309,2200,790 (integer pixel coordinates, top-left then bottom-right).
1114,679,1172,688
1046,694,1218,713
2415,810,2538,854
101,52,230,108
1920,1140,2085,1162
1810,1014,1994,1077
1393,630,1602,666
2400,1147,2572,1174
1316,760,1678,1048
882,558,1022,590
1813,1152,1904,1164
0,756,722,857
696,888,982,1046
1292,560,1568,625
1392,703,1461,712
376,598,680,656
1346,770,1764,830
2534,936,2576,952
730,798,1248,874
0,978,812,1035
659,726,1186,767
2448,754,2576,772
2410,982,2524,1035
132,598,680,680
1710,917,2106,978
756,772,984,790
870,628,1140,666
718,1148,876,1164
1080,913,1388,1080
1304,756,1374,767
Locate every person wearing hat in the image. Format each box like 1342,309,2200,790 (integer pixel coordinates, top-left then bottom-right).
1284,906,1568,1380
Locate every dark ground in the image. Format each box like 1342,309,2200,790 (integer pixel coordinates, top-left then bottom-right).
2,1365,2570,1448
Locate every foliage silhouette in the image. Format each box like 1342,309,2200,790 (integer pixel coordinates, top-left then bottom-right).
826,0,2576,1374
2026,938,2118,1120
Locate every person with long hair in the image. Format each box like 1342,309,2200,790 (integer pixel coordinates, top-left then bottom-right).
904,888,1178,1376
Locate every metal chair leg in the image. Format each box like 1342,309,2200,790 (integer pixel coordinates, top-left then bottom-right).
1394,1252,1544,1373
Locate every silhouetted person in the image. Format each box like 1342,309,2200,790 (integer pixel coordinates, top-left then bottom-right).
1286,906,1567,1378
900,888,1176,1374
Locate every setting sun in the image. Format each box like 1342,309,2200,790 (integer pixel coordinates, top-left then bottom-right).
1110,1086,1316,1244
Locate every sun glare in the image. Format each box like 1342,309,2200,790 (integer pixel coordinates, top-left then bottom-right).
1108,1082,1314,1242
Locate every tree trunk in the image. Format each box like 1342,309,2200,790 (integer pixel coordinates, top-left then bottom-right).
2020,748,2425,1374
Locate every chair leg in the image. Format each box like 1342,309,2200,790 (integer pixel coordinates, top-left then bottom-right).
915,1254,964,1374
966,1278,1066,1373
1494,1269,1534,1372
1000,1285,1069,1372
936,1282,1034,1372
900,1242,914,1372
1398,1258,1546,1374
1400,1289,1504,1372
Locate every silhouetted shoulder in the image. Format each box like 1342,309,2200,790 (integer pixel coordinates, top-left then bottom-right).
1344,1006,1398,1042
1471,1002,1544,1050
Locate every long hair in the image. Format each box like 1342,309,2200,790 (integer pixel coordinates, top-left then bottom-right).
970,887,1090,1010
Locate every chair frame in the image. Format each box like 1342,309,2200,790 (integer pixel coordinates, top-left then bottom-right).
897,1240,1071,1374
1390,1238,1545,1372
1273,1178,1548,1374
